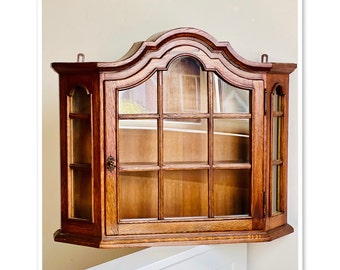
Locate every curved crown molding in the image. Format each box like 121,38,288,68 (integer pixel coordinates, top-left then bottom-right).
52,27,296,75
107,27,273,72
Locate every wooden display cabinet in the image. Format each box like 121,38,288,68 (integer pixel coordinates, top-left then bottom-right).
52,27,296,248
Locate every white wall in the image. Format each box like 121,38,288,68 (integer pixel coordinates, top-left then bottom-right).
42,1,298,269
88,245,247,270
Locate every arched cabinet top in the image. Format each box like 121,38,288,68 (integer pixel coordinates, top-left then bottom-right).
116,27,272,72
52,27,296,77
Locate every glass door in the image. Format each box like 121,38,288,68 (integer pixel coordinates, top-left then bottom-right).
116,56,252,225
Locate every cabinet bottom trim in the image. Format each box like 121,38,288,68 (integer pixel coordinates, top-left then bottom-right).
54,224,293,248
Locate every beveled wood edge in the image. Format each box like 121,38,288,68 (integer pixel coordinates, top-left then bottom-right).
54,224,294,249
269,63,297,74
54,229,102,248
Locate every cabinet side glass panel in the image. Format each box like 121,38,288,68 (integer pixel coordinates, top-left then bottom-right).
70,86,91,114
271,165,281,213
71,168,92,220
68,86,92,220
271,88,283,214
70,118,92,163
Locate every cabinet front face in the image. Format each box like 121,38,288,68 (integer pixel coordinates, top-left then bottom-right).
105,56,263,235
53,28,296,247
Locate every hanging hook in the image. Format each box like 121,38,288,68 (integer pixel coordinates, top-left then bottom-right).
77,53,85,62
261,54,268,63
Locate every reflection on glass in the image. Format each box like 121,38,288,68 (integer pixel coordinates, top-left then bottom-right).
119,171,158,219
214,119,250,163
163,119,208,164
119,120,158,165
163,57,207,113
71,168,92,220
214,169,250,216
212,73,250,113
164,170,208,218
119,73,157,114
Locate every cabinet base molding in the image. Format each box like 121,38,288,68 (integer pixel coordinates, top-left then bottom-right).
54,224,293,248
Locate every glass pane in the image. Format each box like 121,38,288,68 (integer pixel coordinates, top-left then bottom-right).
119,120,158,165
272,116,282,160
163,57,207,113
272,165,281,213
214,169,250,216
119,171,158,219
164,170,208,218
214,119,250,163
70,118,92,164
273,90,282,111
71,86,91,114
212,73,250,113
71,168,92,220
119,73,157,114
164,119,208,164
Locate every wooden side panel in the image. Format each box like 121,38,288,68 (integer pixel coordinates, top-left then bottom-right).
58,72,100,236
104,81,118,235
251,80,264,230
264,73,291,230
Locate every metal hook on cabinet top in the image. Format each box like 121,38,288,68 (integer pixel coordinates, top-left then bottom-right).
261,54,268,63
77,53,85,62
